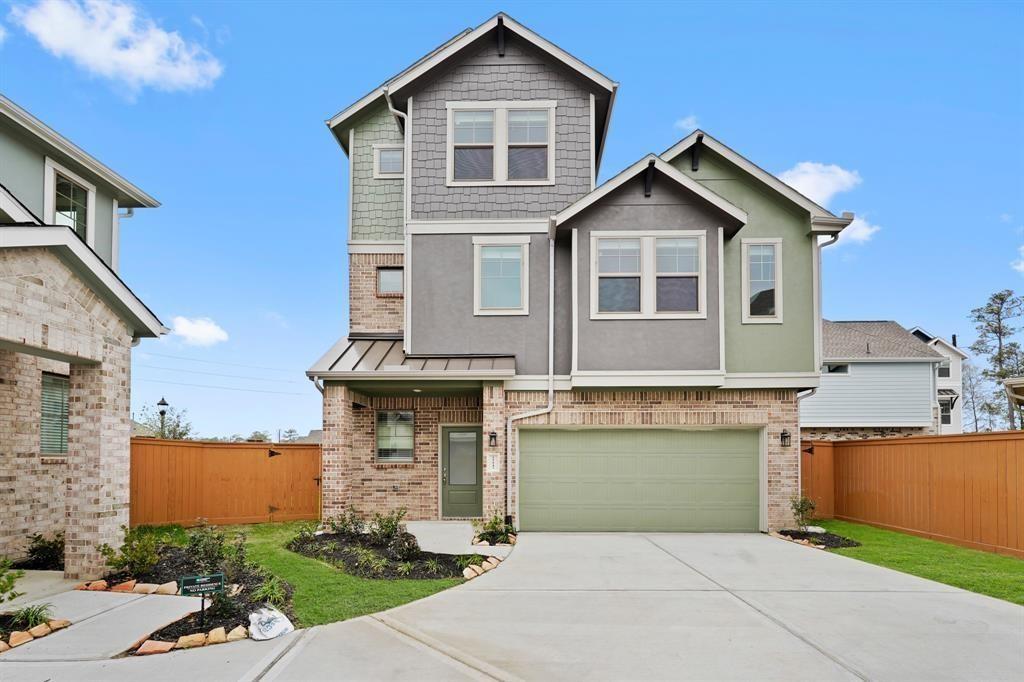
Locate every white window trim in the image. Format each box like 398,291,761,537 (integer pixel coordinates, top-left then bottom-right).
589,230,707,321
446,100,556,187
376,266,404,296
375,409,415,463
372,143,405,179
43,157,96,249
473,234,530,316
822,363,851,376
741,237,783,324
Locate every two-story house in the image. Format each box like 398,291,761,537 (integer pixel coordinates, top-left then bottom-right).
800,321,950,440
0,95,166,578
910,327,966,434
308,14,853,532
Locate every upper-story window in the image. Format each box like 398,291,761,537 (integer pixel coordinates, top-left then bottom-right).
373,145,404,179
591,231,706,320
44,157,95,246
938,365,951,378
473,235,529,316
741,238,783,324
447,101,555,186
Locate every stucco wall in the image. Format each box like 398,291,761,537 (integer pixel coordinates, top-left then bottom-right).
350,103,405,241
407,33,593,220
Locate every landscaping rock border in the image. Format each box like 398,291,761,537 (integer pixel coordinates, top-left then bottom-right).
133,625,250,656
461,554,504,580
0,618,72,654
471,534,516,547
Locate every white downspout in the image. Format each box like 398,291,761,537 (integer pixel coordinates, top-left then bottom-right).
506,219,557,521
383,87,411,352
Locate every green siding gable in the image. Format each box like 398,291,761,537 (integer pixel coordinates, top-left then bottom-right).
671,148,816,374
350,102,404,241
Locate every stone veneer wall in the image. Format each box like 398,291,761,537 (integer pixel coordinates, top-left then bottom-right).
802,426,934,441
349,253,404,334
0,351,69,560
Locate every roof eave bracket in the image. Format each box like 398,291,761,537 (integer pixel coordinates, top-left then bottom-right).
496,16,505,57
692,133,704,172
643,160,655,198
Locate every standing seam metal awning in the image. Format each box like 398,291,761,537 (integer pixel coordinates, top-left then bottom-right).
307,337,516,379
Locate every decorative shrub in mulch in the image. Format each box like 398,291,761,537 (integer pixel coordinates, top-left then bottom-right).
779,529,861,549
11,532,65,571
290,509,487,580
472,512,517,546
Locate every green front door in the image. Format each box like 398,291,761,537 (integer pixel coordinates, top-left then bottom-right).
441,426,483,518
519,428,760,532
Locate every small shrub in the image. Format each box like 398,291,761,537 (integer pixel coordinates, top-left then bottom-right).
386,531,421,562
99,525,160,577
350,546,378,569
367,508,407,546
0,559,24,605
222,533,250,583
252,575,287,607
186,523,228,574
369,556,388,575
422,557,441,574
11,603,53,628
455,554,484,569
790,495,817,531
474,510,516,544
396,561,414,577
328,508,364,537
18,532,65,571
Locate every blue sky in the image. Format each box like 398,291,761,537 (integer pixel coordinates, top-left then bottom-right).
1,1,1021,437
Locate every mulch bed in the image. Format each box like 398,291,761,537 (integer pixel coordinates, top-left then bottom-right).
779,530,861,548
288,531,479,580
0,614,19,641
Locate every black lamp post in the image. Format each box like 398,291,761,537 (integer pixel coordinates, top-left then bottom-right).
157,397,169,438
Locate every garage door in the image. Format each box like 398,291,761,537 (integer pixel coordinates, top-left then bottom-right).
519,429,760,532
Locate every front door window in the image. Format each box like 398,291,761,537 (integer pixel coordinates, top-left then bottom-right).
442,427,482,517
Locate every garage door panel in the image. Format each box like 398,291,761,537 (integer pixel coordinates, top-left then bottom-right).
519,429,759,532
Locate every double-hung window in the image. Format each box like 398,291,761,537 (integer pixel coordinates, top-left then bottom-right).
41,373,69,455
741,238,783,323
591,231,706,319
373,145,404,178
939,400,952,425
44,157,95,246
473,235,529,315
448,101,555,185
376,410,414,462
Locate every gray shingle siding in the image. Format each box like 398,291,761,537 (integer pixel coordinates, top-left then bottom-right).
409,36,593,220
351,103,404,241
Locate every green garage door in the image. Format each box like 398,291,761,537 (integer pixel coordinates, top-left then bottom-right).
519,429,760,532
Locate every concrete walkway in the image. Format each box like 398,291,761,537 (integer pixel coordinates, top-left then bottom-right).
2,533,1022,680
406,521,512,559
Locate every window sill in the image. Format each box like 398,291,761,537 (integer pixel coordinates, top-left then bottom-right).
376,293,404,299
447,179,555,188
474,309,529,317
40,455,68,464
741,316,784,325
374,460,415,468
590,312,707,321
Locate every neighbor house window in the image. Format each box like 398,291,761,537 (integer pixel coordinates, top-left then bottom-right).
447,101,555,185
591,231,706,320
473,235,529,315
377,267,403,296
376,411,414,462
938,365,951,378
44,158,95,245
940,400,952,425
741,238,783,323
373,145,404,178
824,364,850,375
40,373,69,455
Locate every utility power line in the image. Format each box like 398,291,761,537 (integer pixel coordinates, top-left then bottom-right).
135,378,308,396
136,364,301,384
139,351,297,373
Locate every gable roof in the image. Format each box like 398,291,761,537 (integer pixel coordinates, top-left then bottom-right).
660,130,854,233
823,321,943,362
909,326,969,359
0,182,43,225
326,12,618,165
552,154,747,233
0,95,159,209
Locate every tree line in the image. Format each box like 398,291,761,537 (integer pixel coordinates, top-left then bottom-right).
963,289,1023,431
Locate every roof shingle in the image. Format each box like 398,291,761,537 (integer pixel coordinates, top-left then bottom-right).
823,321,943,360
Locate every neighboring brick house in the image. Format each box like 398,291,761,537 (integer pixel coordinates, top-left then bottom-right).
309,13,854,532
801,321,949,440
0,95,166,579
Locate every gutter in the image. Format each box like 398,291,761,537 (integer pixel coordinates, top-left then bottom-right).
383,86,413,354
309,375,324,395
505,218,557,521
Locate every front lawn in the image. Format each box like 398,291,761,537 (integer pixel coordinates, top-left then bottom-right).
819,519,1024,606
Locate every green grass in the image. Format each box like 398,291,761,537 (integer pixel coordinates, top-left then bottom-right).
133,524,189,547
136,521,460,626
819,519,1024,605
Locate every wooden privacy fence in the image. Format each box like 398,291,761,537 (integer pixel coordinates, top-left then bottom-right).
802,432,1024,558
130,438,322,527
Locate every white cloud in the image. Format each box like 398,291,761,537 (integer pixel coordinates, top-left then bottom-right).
9,0,223,94
673,115,699,133
0,23,7,44
171,316,228,347
837,216,881,245
778,161,862,208
1012,246,1024,274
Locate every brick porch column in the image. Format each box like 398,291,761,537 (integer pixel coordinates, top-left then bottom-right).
64,342,131,579
481,382,506,520
321,383,353,519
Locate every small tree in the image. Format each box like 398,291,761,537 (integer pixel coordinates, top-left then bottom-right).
970,289,1024,429
280,428,299,442
247,430,271,442
137,404,194,440
961,360,991,432
790,496,816,531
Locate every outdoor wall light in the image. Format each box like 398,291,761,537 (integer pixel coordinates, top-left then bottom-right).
780,430,792,447
488,431,498,447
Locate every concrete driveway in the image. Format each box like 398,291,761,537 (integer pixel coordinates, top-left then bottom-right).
378,533,1024,681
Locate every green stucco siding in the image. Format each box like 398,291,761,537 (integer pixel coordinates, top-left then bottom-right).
671,149,816,373
350,103,404,241
519,428,760,532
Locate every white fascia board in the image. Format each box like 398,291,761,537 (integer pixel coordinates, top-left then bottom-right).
722,372,820,389
308,370,516,380
1,96,159,208
554,155,747,227
505,375,573,391
348,240,404,254
408,219,547,235
823,357,942,363
0,185,41,224
660,130,837,221
930,337,969,359
0,225,166,337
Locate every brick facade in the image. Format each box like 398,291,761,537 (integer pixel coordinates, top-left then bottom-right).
349,253,404,334
0,247,135,578
320,385,800,530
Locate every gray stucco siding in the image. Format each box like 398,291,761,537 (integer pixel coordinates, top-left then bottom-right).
570,176,723,372
410,233,551,375
350,103,405,241
407,35,593,220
